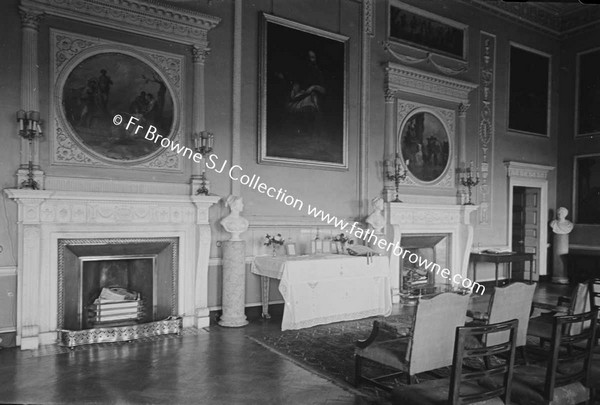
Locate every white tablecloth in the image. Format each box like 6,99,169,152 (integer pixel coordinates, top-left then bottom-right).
251,254,392,330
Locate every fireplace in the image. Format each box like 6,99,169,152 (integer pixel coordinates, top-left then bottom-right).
388,202,477,302
5,186,219,350
57,239,179,345
399,234,450,300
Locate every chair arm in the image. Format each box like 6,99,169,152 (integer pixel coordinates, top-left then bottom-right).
354,320,411,349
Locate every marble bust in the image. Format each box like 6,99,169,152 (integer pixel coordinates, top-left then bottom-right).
365,196,386,234
550,207,574,235
220,195,249,241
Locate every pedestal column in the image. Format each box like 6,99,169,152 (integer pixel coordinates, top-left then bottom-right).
218,240,248,327
552,233,569,284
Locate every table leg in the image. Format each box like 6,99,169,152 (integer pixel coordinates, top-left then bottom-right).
473,262,477,283
508,263,512,284
495,263,499,287
260,276,271,319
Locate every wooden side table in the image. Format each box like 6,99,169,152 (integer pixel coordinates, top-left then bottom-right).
470,252,536,286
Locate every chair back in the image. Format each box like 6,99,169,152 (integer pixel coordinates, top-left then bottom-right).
569,282,592,335
590,278,600,313
486,282,536,347
408,292,470,375
449,319,518,405
543,309,598,400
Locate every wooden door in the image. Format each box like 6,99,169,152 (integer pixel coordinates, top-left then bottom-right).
512,186,540,281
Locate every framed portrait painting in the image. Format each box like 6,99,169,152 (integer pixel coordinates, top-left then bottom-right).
259,14,348,169
388,1,467,60
576,48,600,137
399,109,451,184
573,154,600,224
508,44,551,137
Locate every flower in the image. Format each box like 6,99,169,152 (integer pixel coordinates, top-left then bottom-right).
264,233,285,246
333,233,354,244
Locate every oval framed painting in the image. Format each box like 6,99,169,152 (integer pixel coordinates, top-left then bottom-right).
399,110,451,183
59,51,176,164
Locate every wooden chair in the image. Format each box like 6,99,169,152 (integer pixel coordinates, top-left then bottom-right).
354,292,470,389
390,319,518,405
510,309,598,405
591,278,600,343
527,282,592,345
468,282,536,362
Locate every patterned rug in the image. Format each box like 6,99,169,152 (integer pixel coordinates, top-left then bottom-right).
248,313,415,404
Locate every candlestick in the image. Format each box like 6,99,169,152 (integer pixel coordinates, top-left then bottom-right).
385,153,408,202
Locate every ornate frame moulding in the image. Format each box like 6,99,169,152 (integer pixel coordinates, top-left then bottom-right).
385,62,477,104
51,29,185,170
20,0,221,46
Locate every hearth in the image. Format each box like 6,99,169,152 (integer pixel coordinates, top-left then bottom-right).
399,234,450,301
57,238,181,347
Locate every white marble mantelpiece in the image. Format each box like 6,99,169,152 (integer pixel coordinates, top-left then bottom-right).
387,203,478,301
4,188,219,350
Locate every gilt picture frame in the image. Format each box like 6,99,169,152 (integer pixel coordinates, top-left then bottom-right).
388,0,467,61
259,14,348,170
573,154,600,224
575,47,600,138
507,43,551,137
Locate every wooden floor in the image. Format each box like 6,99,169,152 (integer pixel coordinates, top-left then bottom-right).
0,282,569,405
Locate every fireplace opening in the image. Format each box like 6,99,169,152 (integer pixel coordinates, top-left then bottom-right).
57,238,180,346
400,234,450,299
79,256,156,330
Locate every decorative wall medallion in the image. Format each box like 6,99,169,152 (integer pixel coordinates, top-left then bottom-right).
478,32,495,226
396,101,455,188
51,29,183,171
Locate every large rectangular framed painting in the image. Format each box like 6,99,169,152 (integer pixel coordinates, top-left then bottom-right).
576,48,600,137
573,154,600,224
259,14,348,169
508,44,551,137
388,1,467,60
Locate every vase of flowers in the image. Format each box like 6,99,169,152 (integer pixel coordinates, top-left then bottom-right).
333,233,354,254
264,233,285,256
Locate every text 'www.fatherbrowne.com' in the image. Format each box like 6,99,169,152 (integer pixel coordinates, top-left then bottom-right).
111,114,485,295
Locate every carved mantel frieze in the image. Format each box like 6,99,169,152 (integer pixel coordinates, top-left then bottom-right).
20,0,221,46
385,62,477,105
505,161,555,180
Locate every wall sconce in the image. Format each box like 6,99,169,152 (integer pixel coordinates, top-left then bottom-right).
17,110,43,140
192,130,214,156
192,131,214,195
385,153,408,203
16,110,43,190
459,161,480,205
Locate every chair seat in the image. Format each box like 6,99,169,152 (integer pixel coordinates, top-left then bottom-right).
390,377,506,405
355,338,409,371
509,364,589,405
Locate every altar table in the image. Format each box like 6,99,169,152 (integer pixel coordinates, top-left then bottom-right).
251,254,392,330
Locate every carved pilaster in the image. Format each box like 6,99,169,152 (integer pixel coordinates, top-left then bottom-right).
192,46,210,65
458,102,470,117
478,33,496,226
362,0,374,37
19,8,43,31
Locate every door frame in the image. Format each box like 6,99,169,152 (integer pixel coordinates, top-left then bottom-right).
505,162,554,277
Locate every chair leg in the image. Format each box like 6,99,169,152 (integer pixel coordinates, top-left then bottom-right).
406,374,417,385
354,355,362,387
519,346,529,365
484,355,491,370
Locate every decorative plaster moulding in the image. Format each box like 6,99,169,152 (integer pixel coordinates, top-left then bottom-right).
505,161,555,179
20,0,221,46
385,62,477,104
